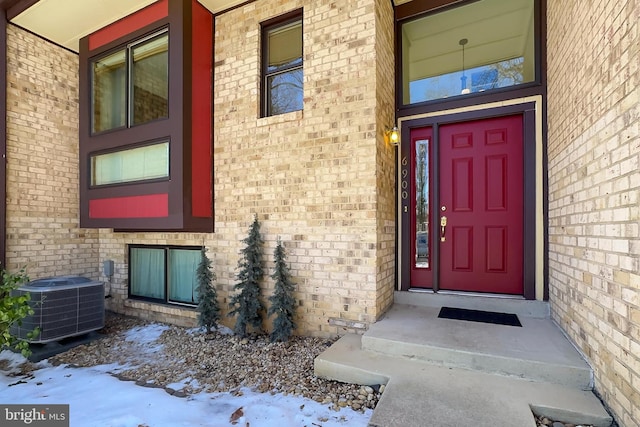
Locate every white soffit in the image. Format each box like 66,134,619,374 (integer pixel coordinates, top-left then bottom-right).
11,0,157,52
197,0,246,14
10,0,246,53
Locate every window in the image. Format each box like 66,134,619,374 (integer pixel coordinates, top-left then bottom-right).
129,246,200,305
80,1,214,232
92,50,126,132
262,13,303,117
91,141,169,186
400,0,536,105
92,30,168,133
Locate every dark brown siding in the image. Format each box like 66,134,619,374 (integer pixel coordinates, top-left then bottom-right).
1,7,6,267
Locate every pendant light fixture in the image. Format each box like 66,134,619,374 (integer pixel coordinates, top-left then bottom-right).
459,38,470,94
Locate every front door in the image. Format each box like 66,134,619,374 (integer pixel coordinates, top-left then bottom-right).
409,115,524,295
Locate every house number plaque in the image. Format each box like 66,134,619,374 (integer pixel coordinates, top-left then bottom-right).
401,156,408,206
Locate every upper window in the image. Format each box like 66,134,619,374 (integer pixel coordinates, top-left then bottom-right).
129,245,200,306
91,140,169,186
401,0,535,105
262,14,303,117
80,1,214,232
92,30,169,133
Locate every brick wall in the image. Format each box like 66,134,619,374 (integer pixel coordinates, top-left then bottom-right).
102,0,397,336
373,0,396,317
4,25,100,279
547,1,639,426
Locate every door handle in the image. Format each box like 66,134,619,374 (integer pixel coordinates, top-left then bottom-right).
440,216,447,242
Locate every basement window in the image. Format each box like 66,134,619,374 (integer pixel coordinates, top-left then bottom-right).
129,245,200,306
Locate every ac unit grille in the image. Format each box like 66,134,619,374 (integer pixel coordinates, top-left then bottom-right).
10,276,105,343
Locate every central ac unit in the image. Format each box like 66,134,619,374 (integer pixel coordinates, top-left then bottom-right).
10,276,105,343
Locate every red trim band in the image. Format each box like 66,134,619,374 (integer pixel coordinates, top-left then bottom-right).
89,194,169,219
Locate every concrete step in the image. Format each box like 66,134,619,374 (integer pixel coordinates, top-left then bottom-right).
315,334,612,427
362,303,592,389
314,296,608,425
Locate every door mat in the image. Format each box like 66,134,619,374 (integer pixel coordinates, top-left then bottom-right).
438,306,522,327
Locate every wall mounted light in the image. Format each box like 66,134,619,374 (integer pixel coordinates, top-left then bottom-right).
386,126,400,146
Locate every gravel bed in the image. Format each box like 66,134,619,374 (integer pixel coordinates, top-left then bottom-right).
46,312,381,413
535,414,594,427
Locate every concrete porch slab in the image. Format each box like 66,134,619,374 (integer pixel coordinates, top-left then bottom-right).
362,303,592,388
394,290,550,318
315,334,612,427
315,297,612,427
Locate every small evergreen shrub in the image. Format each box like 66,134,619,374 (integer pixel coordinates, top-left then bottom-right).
196,247,220,333
228,216,265,337
268,240,297,342
0,268,39,356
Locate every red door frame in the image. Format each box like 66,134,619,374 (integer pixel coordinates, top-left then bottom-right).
399,103,539,299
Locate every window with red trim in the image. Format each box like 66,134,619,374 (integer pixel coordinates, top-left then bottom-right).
78,0,213,232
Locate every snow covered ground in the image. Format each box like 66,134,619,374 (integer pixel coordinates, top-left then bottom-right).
0,324,372,427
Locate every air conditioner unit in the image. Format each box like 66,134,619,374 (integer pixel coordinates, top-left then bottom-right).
10,276,105,343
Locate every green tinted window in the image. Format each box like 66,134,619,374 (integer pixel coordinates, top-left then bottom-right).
91,141,169,186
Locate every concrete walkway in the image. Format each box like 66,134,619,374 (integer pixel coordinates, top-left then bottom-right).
315,293,613,427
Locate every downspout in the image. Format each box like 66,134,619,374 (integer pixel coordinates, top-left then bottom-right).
1,8,7,269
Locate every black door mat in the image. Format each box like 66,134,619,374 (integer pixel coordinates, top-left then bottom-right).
438,306,522,327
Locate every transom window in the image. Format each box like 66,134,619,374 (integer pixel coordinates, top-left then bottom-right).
92,29,169,133
262,13,303,117
129,245,200,306
401,0,536,104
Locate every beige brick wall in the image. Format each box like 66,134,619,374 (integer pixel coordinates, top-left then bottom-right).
547,1,639,426
374,0,396,320
102,0,397,336
4,25,100,279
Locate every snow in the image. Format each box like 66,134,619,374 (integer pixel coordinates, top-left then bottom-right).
124,324,170,344
124,324,170,356
0,324,373,427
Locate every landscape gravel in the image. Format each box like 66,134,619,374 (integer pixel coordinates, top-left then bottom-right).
535,415,595,427
46,312,381,413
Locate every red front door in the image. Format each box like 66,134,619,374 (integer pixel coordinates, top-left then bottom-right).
409,115,524,295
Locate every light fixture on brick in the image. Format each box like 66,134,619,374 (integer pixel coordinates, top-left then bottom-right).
386,126,400,145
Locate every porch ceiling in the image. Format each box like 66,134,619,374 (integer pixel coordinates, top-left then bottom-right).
8,0,246,53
